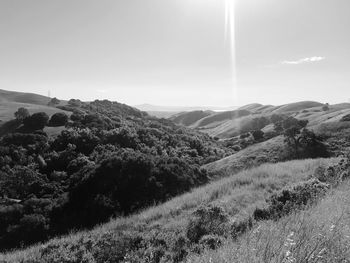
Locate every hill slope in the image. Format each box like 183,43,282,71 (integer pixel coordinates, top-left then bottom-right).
0,158,337,262
170,110,214,126
0,89,68,122
171,101,350,138
0,89,51,105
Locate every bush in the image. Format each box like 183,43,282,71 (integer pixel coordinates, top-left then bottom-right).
198,235,224,250
253,179,329,221
48,113,68,127
186,205,230,243
48,97,60,106
340,114,350,122
251,130,264,141
322,103,330,111
14,108,30,121
23,112,49,130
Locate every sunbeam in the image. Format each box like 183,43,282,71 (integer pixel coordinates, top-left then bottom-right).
224,0,238,105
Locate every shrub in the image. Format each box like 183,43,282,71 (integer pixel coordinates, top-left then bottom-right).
49,113,68,127
253,179,329,221
48,97,60,106
14,108,30,121
322,103,330,111
23,112,49,130
230,217,253,239
186,205,230,243
251,130,264,141
240,133,250,139
198,235,224,250
340,114,350,122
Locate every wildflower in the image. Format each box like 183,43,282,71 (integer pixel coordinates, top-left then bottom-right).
283,232,296,263
253,226,261,234
284,250,296,263
284,232,296,246
317,248,326,258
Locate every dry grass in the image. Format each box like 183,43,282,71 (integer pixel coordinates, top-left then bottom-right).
0,101,69,122
0,158,338,262
203,136,286,176
186,180,350,263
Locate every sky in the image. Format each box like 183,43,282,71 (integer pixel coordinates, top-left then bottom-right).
0,0,350,107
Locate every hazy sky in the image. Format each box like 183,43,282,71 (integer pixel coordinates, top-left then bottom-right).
1,0,350,106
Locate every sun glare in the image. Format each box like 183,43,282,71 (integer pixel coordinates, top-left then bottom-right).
224,0,238,105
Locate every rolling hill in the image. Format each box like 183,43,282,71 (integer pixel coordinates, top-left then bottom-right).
1,90,350,262
0,89,68,123
0,89,52,105
170,101,350,138
170,110,214,126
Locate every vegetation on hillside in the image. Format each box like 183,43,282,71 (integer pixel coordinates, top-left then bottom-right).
0,100,231,251
187,168,350,263
0,92,348,262
0,158,340,262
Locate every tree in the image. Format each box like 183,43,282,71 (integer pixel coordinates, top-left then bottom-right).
276,117,327,158
48,97,60,106
281,117,308,157
14,108,30,122
322,103,330,111
48,112,68,127
23,112,49,130
251,130,264,141
271,114,285,133
68,99,82,107
341,114,350,122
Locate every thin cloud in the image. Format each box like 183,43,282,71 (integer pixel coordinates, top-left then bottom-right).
282,56,325,65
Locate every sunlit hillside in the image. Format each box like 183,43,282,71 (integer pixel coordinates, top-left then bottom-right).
171,101,350,139
0,158,338,262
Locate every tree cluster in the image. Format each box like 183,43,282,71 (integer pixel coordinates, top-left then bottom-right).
271,115,329,158
0,100,231,250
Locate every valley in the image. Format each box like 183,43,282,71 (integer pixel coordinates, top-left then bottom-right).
1,89,350,262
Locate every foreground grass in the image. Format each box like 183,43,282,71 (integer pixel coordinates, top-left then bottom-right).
187,179,350,263
0,158,338,262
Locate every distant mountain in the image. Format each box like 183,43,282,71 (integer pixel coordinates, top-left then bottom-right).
134,103,238,112
170,110,214,126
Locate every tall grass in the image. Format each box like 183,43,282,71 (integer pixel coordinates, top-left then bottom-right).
187,180,350,263
0,158,338,262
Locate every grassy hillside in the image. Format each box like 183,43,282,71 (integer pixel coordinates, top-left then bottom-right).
269,101,323,114
170,111,213,126
0,101,69,122
0,89,69,122
187,177,350,263
170,101,350,139
204,136,286,176
0,89,51,105
0,158,338,262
